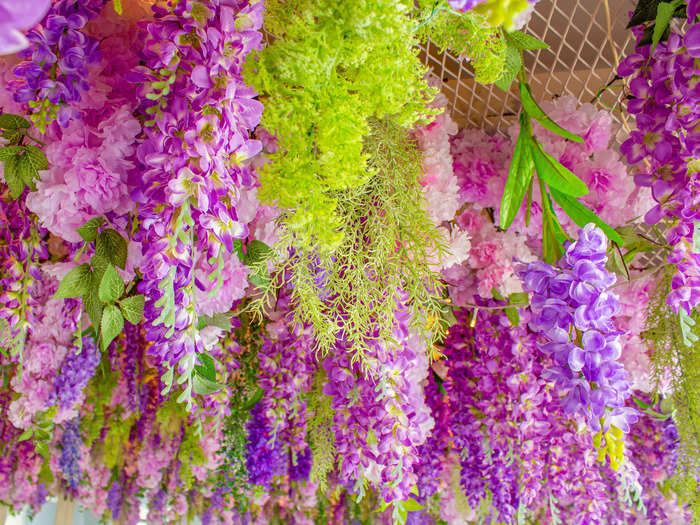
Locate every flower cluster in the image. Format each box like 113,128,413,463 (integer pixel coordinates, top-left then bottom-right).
518,224,637,441
0,1,696,523
11,0,106,130
619,5,700,315
0,189,47,357
438,305,640,524
322,299,434,504
58,418,82,489
627,396,689,524
133,0,264,397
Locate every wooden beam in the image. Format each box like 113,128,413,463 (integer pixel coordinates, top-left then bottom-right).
54,496,74,525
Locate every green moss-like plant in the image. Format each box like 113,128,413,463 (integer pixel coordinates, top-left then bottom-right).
307,369,336,491
415,0,507,84
643,268,700,522
251,118,447,365
244,0,438,252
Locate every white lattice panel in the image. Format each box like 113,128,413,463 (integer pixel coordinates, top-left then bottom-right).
422,0,637,143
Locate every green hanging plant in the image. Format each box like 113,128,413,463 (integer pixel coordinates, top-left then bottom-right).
243,0,438,252
414,0,508,84
643,268,700,521
249,118,447,366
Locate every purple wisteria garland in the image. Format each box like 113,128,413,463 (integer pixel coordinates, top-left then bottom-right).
619,0,700,317
11,0,106,131
133,0,264,404
518,224,637,467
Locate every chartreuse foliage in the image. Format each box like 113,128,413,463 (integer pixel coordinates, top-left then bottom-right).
499,72,622,263
250,119,446,365
415,0,507,84
644,268,700,522
414,1,549,88
308,369,336,491
244,0,438,252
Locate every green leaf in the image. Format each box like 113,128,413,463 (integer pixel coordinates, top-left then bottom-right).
531,144,589,197
17,428,33,442
95,229,128,269
505,307,520,327
114,0,123,14
0,145,24,161
652,2,679,51
54,264,92,299
505,30,549,50
679,309,698,348
403,497,425,512
607,244,629,278
0,113,30,131
194,353,217,382
101,304,124,350
77,216,104,242
243,240,273,266
525,175,533,226
17,152,40,189
519,82,584,143
494,45,522,92
197,312,232,331
2,154,23,198
693,221,700,253
192,373,226,395
22,145,48,171
118,294,145,324
615,225,656,253
91,253,110,281
499,127,534,230
540,182,565,264
98,264,125,303
83,274,103,330
549,188,622,245
508,292,529,305
248,270,270,288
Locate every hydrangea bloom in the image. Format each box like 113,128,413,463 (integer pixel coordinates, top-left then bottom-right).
26,103,139,241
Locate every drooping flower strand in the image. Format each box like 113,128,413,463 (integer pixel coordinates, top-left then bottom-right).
0,188,48,359
256,291,316,460
618,6,700,316
627,395,690,524
518,223,637,464
10,0,107,131
442,305,643,523
321,298,434,507
133,0,264,403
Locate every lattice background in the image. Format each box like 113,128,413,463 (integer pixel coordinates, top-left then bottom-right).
421,0,637,143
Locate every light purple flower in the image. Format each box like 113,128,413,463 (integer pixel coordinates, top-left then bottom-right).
0,0,50,55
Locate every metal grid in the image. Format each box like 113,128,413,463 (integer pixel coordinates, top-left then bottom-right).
421,0,637,143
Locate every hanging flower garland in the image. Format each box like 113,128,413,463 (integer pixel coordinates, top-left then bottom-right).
0,0,696,523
